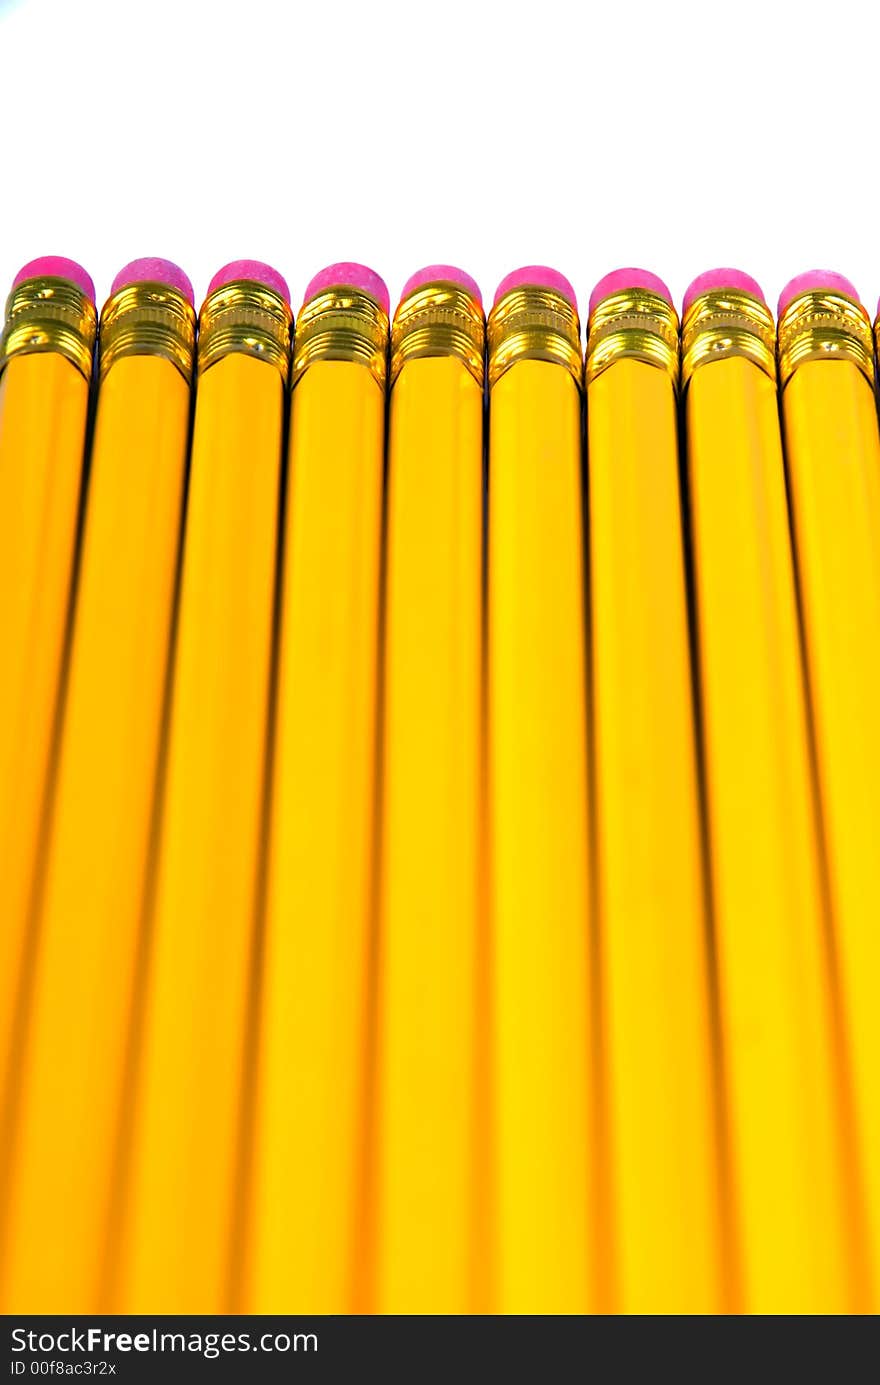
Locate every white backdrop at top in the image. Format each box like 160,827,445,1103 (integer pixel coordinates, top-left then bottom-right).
0,0,877,319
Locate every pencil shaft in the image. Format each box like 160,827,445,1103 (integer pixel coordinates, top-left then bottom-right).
782,360,880,1305
0,355,190,1312
489,358,595,1312
374,355,484,1312
687,355,854,1311
249,360,384,1313
119,352,282,1312
589,357,722,1311
0,353,88,1104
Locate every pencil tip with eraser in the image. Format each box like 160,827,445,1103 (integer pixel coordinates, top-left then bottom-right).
589,268,672,316
110,258,194,306
683,268,766,315
400,265,482,307
12,256,95,303
303,262,389,315
207,260,289,304
777,270,862,318
494,265,577,312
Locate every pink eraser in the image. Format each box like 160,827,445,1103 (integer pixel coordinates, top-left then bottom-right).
683,269,765,315
589,268,672,317
777,271,861,317
494,266,578,314
400,265,482,307
111,258,194,306
208,259,290,305
303,262,389,315
12,256,95,303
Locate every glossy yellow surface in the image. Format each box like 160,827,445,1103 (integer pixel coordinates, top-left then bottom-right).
4,305,876,1316
488,358,595,1312
248,360,384,1313
0,355,191,1313
687,354,855,1312
0,353,88,1101
373,355,484,1312
588,357,722,1312
118,352,282,1311
782,360,880,1308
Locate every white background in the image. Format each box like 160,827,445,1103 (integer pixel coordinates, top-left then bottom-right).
1,0,877,319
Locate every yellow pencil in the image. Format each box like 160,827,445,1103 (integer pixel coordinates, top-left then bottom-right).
247,263,388,1313
118,261,290,1312
779,270,880,1307
487,267,595,1313
683,269,856,1312
0,260,195,1314
586,269,723,1312
372,266,485,1313
0,258,95,1114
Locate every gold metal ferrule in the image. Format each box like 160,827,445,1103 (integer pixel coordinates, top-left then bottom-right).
198,280,292,382
487,285,582,389
390,280,484,388
292,287,388,390
99,281,196,383
681,288,776,388
778,290,875,389
586,289,679,387
0,275,96,381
